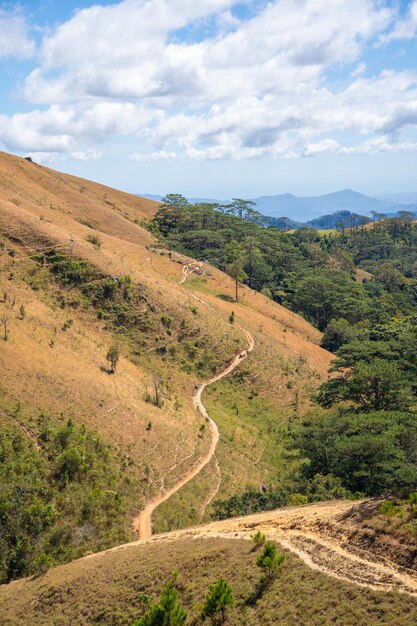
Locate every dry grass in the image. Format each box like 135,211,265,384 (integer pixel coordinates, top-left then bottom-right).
0,150,332,536
1,536,417,626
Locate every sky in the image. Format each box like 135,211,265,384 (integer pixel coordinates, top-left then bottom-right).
0,0,417,198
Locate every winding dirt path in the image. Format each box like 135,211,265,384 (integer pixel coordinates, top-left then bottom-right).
127,263,417,597
132,266,254,539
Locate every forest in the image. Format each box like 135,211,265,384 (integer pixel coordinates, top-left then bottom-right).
152,195,417,517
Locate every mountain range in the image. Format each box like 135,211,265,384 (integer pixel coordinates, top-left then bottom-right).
141,189,417,223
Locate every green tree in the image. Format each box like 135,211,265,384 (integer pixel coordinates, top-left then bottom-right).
256,542,286,581
106,346,120,373
321,318,363,352
290,270,370,331
316,359,411,411
200,578,234,624
225,241,247,302
153,194,190,236
133,582,187,626
295,411,417,495
226,198,258,221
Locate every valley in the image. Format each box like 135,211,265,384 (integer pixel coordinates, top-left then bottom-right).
1,152,417,624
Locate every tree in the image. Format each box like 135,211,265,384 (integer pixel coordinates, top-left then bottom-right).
153,194,190,236
316,359,411,411
133,582,187,626
295,410,417,495
225,198,257,221
1,314,9,340
161,194,190,209
225,241,247,302
320,318,362,352
19,305,26,320
256,542,286,581
106,346,119,373
289,269,370,331
152,373,163,407
200,578,234,624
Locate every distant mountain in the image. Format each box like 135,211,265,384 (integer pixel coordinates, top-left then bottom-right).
140,189,394,222
141,193,163,202
375,193,417,205
140,194,228,204
262,215,302,229
249,190,393,222
381,204,417,218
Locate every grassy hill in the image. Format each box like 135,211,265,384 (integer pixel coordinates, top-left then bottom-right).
0,152,333,574
2,532,417,626
2,153,417,624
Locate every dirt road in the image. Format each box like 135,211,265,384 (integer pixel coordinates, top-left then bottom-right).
132,265,254,539
109,500,417,597
130,264,417,597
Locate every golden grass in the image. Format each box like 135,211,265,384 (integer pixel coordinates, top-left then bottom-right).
0,150,332,536
1,536,417,625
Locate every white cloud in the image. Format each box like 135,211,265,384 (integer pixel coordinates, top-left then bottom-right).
130,150,177,161
0,102,158,152
302,139,341,157
339,136,417,156
2,0,417,161
380,1,417,43
71,149,105,161
0,9,35,59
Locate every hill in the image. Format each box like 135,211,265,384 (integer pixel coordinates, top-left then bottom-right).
376,192,417,205
2,500,417,625
306,210,370,230
0,151,333,579
2,153,417,623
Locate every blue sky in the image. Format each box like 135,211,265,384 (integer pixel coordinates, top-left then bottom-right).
0,0,417,197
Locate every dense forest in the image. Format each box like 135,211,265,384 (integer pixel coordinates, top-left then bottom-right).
152,195,417,517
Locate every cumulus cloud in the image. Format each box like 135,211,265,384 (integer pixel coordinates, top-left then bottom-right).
380,1,417,43
1,0,417,161
0,9,35,59
130,151,177,161
302,139,341,157
71,149,105,161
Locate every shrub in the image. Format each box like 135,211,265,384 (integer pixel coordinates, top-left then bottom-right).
86,234,102,249
251,531,266,548
106,346,120,373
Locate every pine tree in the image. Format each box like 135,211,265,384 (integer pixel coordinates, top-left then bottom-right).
256,542,286,581
200,578,234,624
133,582,187,626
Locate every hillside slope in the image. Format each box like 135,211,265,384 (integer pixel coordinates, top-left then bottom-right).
2,501,417,625
0,152,333,563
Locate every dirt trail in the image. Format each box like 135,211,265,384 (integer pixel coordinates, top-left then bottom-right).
132,266,254,539
179,261,203,285
111,501,417,597
128,264,417,597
